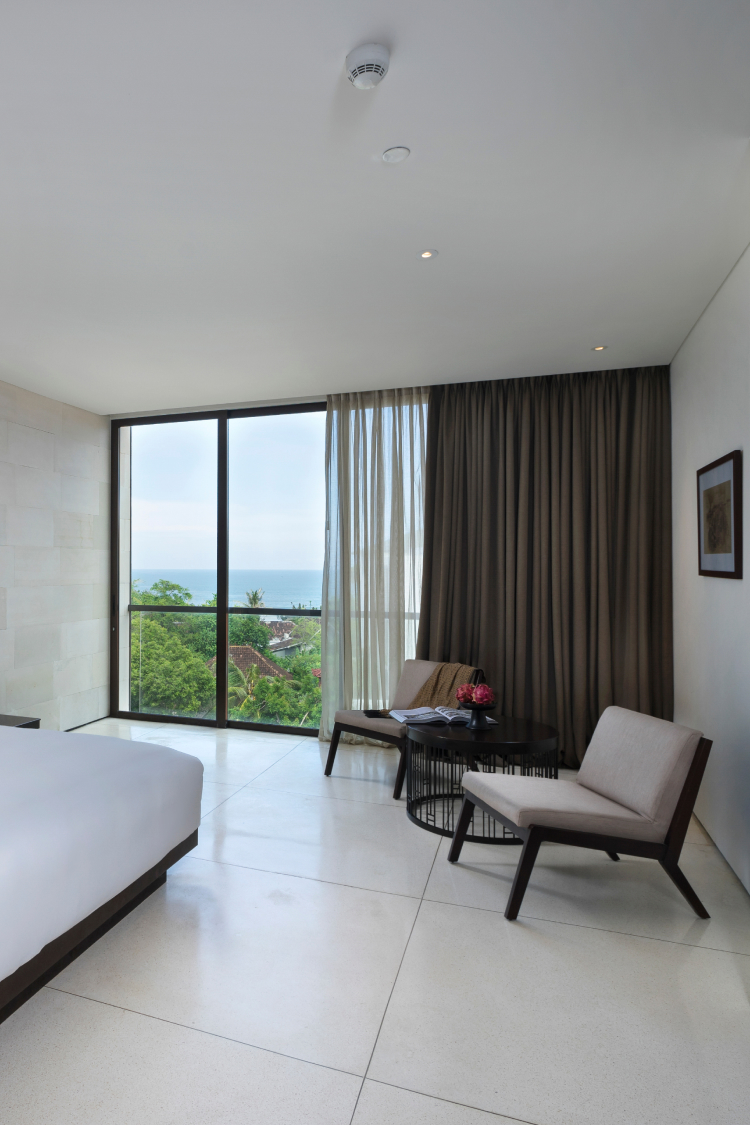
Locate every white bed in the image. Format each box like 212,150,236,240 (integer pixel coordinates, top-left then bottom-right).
0,727,203,992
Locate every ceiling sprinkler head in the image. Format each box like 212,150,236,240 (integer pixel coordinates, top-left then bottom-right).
346,43,390,89
382,147,410,163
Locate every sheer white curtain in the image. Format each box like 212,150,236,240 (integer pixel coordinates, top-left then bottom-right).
320,388,429,740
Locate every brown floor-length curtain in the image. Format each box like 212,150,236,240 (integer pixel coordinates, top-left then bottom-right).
416,368,673,767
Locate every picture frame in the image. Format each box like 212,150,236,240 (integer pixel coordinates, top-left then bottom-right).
697,450,742,579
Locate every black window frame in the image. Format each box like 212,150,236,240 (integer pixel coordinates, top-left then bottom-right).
109,402,326,735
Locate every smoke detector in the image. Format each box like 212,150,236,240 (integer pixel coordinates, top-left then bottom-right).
346,43,390,89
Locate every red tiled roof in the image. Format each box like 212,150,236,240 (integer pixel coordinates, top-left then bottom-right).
267,620,295,638
208,645,292,680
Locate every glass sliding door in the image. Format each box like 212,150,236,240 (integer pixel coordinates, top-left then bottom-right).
127,418,218,720
111,404,325,732
227,411,325,729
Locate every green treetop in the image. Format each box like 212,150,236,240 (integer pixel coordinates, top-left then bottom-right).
131,579,194,606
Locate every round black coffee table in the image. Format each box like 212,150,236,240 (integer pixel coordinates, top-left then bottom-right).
406,717,558,843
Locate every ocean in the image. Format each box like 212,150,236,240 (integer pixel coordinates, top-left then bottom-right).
131,569,323,610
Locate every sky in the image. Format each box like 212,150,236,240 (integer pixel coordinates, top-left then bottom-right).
130,412,326,570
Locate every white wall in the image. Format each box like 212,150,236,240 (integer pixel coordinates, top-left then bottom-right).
0,378,109,729
672,244,750,892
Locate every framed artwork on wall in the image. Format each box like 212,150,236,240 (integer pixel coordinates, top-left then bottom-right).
697,450,742,578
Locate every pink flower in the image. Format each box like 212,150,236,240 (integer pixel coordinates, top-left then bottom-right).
456,683,475,704
473,683,496,706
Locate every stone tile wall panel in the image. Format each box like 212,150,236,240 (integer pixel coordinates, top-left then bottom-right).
0,378,109,728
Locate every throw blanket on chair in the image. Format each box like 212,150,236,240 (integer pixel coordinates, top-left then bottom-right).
409,662,479,708
378,662,479,715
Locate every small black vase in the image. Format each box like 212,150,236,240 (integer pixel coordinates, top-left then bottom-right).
462,703,496,731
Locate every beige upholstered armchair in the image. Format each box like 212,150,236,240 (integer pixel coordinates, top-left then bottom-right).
448,706,712,920
324,659,482,799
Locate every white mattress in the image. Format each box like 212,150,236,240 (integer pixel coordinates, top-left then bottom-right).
0,727,203,983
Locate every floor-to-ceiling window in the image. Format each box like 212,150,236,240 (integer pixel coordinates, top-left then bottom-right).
227,412,325,729
110,404,325,733
128,417,218,721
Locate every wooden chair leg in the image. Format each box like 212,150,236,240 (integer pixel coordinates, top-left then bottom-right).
448,797,476,863
659,858,710,919
393,743,408,800
606,852,620,861
505,828,543,920
324,724,342,776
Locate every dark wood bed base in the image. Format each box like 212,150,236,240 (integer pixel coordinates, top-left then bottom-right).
0,828,198,1026
448,737,713,921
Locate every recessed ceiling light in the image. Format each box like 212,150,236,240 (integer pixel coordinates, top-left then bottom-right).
421,250,438,258
592,345,608,351
382,147,410,163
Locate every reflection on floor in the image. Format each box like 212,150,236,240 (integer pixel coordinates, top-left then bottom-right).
1,719,749,1124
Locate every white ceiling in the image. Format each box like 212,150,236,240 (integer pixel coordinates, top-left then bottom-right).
0,1,748,416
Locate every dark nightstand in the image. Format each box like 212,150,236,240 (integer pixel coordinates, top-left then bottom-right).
0,714,40,729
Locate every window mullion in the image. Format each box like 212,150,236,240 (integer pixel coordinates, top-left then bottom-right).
216,412,229,726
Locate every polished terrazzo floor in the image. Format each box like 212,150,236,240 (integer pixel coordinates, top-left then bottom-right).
1,719,749,1124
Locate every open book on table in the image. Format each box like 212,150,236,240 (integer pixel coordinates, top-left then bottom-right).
388,706,497,726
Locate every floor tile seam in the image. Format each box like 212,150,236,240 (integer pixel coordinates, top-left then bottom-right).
174,746,306,761
125,731,301,744
349,1077,367,1121
184,852,424,903
364,1078,543,1125
348,898,427,1125
515,909,750,958
200,799,240,821
198,743,303,799
205,783,414,815
350,837,444,1122
247,779,406,808
422,894,750,957
200,786,253,820
242,740,312,757
43,984,365,1081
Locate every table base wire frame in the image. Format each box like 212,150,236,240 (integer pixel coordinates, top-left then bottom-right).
406,738,558,842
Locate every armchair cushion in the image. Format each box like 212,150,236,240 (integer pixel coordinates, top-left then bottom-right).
576,706,702,836
391,660,442,709
333,710,405,741
461,773,664,842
